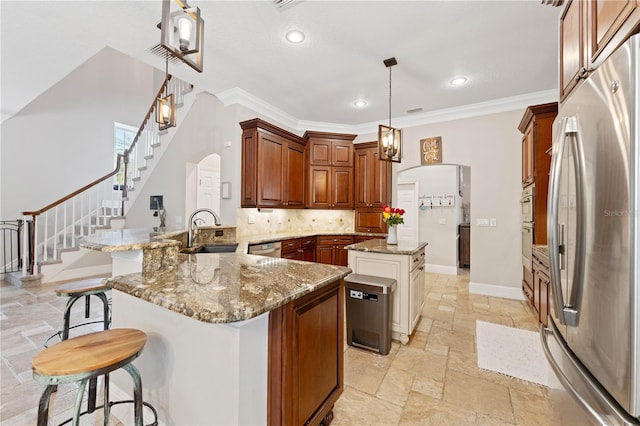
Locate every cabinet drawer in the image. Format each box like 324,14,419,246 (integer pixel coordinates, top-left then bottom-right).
410,250,426,270
300,237,316,248
317,235,353,246
281,238,301,255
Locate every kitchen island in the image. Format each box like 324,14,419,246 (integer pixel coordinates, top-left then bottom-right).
83,231,350,426
345,239,427,344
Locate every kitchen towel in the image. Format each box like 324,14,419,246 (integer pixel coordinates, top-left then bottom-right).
476,320,561,388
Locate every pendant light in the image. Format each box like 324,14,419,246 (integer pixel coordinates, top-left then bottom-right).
156,55,176,131
378,57,402,163
159,0,204,73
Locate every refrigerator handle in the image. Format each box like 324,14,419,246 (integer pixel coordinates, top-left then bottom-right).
548,117,583,326
564,124,587,326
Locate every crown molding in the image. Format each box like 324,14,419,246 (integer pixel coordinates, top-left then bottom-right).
215,87,558,134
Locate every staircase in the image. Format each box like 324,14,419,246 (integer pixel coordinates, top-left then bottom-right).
9,75,195,286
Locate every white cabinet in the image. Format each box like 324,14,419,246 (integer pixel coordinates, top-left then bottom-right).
347,248,425,344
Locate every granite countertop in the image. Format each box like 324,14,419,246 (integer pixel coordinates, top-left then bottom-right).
345,239,428,255
105,252,351,324
79,228,182,252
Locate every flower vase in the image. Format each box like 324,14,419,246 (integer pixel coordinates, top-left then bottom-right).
387,226,398,245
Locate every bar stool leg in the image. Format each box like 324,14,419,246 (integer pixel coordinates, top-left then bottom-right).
73,379,88,426
62,296,80,341
84,295,91,318
97,292,110,330
103,372,110,426
122,363,143,426
37,385,55,426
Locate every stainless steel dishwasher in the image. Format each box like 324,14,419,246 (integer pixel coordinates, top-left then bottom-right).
247,241,282,257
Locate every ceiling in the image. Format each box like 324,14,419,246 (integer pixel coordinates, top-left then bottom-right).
0,1,562,131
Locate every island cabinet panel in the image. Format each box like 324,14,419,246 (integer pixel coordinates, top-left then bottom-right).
240,118,307,208
354,142,391,233
268,279,344,426
304,131,357,209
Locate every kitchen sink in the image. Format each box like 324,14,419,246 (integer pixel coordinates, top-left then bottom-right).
182,243,238,254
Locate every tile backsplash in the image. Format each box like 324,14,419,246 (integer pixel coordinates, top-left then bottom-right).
236,208,355,238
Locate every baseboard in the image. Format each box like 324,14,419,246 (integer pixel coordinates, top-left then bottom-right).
425,264,457,275
469,281,525,300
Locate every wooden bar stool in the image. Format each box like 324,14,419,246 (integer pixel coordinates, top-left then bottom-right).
32,328,157,426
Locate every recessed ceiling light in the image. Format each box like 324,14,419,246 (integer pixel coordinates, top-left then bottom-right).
449,76,468,86
354,100,367,108
285,30,305,44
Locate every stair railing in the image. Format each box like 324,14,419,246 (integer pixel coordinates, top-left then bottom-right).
20,76,175,276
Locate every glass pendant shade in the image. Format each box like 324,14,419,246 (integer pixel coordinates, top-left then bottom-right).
378,124,402,162
160,0,204,72
156,94,176,130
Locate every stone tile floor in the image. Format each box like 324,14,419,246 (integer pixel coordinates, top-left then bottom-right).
1,272,585,425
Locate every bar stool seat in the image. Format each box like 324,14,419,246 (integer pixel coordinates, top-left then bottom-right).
45,277,111,347
33,328,157,426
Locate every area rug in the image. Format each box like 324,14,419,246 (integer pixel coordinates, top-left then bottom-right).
476,320,561,388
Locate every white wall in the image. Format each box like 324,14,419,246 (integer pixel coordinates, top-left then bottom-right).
399,165,459,271
0,47,156,220
356,109,524,299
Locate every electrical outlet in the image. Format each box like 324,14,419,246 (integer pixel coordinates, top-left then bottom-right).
248,215,256,224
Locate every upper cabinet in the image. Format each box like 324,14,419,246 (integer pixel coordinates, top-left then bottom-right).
304,131,357,209
240,118,307,209
354,142,392,233
560,0,640,101
518,102,558,244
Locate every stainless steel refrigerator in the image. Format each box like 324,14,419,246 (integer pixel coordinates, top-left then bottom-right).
542,33,640,425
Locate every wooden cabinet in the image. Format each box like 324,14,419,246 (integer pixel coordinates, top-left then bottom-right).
308,166,354,209
532,247,550,326
347,247,426,344
458,224,470,268
316,235,354,267
354,142,392,233
240,118,306,209
304,131,357,209
560,0,640,101
281,237,316,262
268,278,343,426
518,103,558,245
354,235,384,243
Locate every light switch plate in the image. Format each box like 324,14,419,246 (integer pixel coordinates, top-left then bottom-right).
477,218,489,226
439,218,446,225
248,215,256,224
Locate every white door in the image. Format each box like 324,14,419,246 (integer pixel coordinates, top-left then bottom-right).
397,181,418,241
197,167,220,223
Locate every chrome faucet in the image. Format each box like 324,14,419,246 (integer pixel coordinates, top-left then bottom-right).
187,208,221,248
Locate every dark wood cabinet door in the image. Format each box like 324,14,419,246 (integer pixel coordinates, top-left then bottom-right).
331,141,354,167
522,126,534,187
258,133,285,207
334,244,350,267
331,167,354,209
589,0,637,63
354,209,386,233
268,279,343,426
241,131,257,207
316,246,334,265
284,142,305,207
354,149,369,208
308,140,332,166
370,150,390,207
560,0,584,101
308,166,332,209
300,248,316,262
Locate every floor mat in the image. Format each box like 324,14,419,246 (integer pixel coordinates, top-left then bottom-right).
476,320,560,388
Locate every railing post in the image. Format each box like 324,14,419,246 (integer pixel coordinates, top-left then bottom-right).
122,153,129,217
